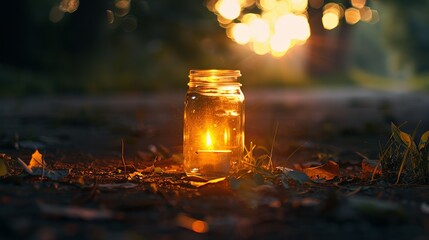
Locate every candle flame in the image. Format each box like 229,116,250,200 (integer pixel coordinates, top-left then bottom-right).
206,130,213,149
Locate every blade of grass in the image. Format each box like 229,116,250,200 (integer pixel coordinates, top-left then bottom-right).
395,144,411,184
268,122,279,171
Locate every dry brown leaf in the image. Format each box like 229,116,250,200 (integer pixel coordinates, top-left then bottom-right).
361,159,382,179
0,158,7,176
303,160,339,181
29,149,46,169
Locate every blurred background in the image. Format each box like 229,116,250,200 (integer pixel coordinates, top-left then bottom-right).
1,0,429,95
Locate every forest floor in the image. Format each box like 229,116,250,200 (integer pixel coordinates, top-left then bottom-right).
0,88,428,240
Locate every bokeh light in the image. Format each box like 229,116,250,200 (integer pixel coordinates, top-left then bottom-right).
208,0,314,57
345,8,360,25
248,18,270,42
322,3,343,30
115,0,130,17
207,0,377,56
351,0,366,9
322,12,339,30
215,0,241,20
290,0,308,13
176,214,209,234
231,23,251,45
59,0,79,13
360,6,372,22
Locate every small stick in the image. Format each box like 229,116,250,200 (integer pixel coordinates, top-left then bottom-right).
121,139,127,176
268,122,279,171
17,157,33,175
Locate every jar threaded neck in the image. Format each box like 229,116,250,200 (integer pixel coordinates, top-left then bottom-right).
189,69,241,78
189,69,241,86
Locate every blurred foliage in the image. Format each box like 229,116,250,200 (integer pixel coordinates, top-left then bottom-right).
0,0,231,95
0,0,428,95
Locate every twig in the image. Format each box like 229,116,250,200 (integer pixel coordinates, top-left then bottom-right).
17,157,33,174
268,122,279,171
396,142,411,184
284,141,307,165
121,139,127,177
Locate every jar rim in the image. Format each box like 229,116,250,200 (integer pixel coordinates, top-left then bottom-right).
189,69,241,78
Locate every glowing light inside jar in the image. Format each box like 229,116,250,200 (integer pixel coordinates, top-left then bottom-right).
206,130,213,149
196,130,232,177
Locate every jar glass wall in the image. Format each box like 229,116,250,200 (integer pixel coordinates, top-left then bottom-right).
183,70,245,179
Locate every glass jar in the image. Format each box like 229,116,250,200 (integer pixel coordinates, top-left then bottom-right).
183,69,245,179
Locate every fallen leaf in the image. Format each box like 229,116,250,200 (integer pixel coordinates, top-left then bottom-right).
303,160,339,181
190,177,226,188
38,202,113,220
29,149,46,169
277,167,311,184
17,157,35,175
0,158,7,176
32,168,69,180
154,167,163,173
391,123,417,152
182,175,209,182
419,131,429,150
361,159,381,179
16,156,69,180
150,183,158,192
128,171,144,180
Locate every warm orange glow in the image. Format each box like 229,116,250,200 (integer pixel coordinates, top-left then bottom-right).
324,3,344,17
192,220,209,233
208,0,378,57
59,0,79,13
271,49,287,58
115,0,130,17
206,130,213,149
224,129,228,144
272,1,292,15
351,0,366,9
176,214,209,234
115,0,130,9
270,33,291,53
360,7,372,22
241,13,258,24
106,10,114,24
216,0,241,20
322,12,339,30
290,0,308,13
231,23,251,45
275,14,310,42
322,3,343,30
292,15,311,41
249,18,270,42
345,8,360,25
259,0,277,11
252,41,270,55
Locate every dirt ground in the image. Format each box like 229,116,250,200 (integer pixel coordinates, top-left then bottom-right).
0,88,428,239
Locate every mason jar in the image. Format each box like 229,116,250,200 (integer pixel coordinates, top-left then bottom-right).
183,69,245,179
